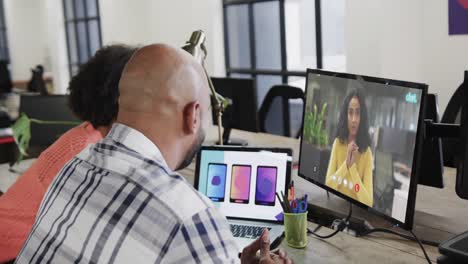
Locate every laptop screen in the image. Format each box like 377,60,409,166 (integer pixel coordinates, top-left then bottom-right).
195,147,291,222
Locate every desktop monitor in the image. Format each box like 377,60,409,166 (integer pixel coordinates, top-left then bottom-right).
19,94,79,156
211,77,258,145
298,69,427,229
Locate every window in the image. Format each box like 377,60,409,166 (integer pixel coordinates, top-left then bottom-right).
0,0,9,63
63,0,102,77
223,0,345,107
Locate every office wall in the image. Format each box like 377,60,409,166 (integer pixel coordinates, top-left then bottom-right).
5,0,225,93
4,0,69,93
345,0,468,111
421,0,468,113
99,0,153,45
7,0,466,103
100,0,226,76
4,0,48,81
42,0,69,94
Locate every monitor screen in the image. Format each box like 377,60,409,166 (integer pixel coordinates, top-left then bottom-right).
211,77,258,132
195,147,291,222
299,69,427,228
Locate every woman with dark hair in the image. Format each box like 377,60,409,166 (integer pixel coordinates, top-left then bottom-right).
325,89,374,207
0,44,136,262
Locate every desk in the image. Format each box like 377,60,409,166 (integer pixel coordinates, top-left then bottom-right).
0,158,34,192
2,126,468,263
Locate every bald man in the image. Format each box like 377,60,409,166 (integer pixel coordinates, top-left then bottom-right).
16,44,291,264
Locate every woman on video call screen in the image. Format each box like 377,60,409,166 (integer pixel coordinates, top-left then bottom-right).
325,89,374,207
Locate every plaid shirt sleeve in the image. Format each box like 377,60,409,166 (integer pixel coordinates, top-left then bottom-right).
161,207,240,264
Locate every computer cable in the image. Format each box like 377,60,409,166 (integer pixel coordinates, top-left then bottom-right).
410,230,432,264
307,202,352,239
360,227,439,247
359,227,433,264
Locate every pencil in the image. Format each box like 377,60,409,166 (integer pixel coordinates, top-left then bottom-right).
281,191,291,213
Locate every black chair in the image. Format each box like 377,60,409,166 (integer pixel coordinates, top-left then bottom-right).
0,60,12,94
258,85,305,138
19,94,80,157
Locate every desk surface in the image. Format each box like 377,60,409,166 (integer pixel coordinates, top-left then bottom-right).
2,126,468,263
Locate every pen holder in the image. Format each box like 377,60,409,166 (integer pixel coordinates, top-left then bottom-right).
283,211,308,248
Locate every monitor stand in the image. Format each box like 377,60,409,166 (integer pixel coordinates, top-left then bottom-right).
216,126,248,146
306,202,371,236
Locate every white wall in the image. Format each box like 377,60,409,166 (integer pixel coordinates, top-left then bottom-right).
99,0,153,46
153,0,226,77
8,0,466,104
5,0,224,93
42,0,69,94
346,0,468,111
4,0,48,81
421,0,468,113
99,0,226,76
345,0,383,77
4,0,69,93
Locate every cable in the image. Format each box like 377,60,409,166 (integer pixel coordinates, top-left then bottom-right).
304,202,432,263
410,230,432,264
359,227,433,264
360,228,439,247
310,224,323,234
307,202,352,239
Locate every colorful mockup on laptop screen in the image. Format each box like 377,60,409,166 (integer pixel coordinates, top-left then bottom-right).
195,146,292,222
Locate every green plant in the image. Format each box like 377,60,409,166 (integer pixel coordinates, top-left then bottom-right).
11,113,80,165
303,103,328,147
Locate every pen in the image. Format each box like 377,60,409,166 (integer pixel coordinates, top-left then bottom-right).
276,192,286,212
291,181,295,200
281,191,291,213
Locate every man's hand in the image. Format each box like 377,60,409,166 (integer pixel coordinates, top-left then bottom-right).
346,141,359,168
240,229,293,264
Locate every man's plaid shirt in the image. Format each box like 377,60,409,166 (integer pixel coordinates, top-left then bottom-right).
16,123,239,263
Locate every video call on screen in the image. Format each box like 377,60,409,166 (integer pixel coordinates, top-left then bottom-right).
299,72,422,223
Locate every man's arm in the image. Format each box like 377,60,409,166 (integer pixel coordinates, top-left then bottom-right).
161,207,239,264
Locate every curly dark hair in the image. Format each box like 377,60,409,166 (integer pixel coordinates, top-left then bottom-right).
68,44,136,127
336,89,371,153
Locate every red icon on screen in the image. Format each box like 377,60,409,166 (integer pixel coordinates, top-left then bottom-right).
354,184,360,193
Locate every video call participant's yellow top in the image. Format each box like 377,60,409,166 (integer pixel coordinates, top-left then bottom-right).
325,138,373,207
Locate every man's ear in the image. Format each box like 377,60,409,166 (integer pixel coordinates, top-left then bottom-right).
183,101,200,135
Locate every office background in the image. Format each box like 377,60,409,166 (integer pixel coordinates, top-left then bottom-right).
1,0,468,113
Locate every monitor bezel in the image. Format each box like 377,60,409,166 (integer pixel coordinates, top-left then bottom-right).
194,146,292,224
298,68,428,230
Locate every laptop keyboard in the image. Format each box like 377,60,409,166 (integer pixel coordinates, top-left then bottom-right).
230,224,271,239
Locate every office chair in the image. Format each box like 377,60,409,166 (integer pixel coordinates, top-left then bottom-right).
258,85,305,138
19,94,79,157
373,150,398,215
211,77,258,145
441,70,468,168
0,60,12,94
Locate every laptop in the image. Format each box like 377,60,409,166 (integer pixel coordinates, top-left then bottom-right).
195,146,292,251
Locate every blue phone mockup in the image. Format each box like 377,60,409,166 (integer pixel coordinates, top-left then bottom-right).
206,163,227,202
